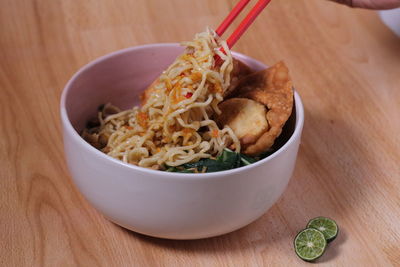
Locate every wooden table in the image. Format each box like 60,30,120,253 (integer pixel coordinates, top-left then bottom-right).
2,0,399,266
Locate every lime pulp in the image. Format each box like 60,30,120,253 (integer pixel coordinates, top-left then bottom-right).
307,217,338,242
294,228,327,262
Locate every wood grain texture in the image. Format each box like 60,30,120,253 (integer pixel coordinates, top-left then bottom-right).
1,0,399,266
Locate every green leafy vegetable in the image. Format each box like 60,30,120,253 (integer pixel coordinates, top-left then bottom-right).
217,148,241,168
240,154,257,166
166,148,260,173
184,158,233,172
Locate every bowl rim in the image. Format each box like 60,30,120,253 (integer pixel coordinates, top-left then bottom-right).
60,43,304,179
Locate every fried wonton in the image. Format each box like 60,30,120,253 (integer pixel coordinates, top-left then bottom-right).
224,58,252,97
217,98,269,146
220,61,294,156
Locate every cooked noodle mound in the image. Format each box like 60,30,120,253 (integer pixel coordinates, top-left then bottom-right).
83,29,241,169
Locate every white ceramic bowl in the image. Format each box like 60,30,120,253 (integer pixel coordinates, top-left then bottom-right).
60,44,304,240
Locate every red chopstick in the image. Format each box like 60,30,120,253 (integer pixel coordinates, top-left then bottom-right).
214,0,271,65
226,0,272,48
215,0,251,37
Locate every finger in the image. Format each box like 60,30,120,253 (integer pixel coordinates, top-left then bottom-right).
329,0,400,9
352,0,400,9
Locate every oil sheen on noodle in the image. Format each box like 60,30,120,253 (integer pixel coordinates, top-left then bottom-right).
94,29,240,169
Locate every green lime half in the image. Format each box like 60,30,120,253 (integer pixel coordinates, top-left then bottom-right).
307,217,338,242
294,228,327,262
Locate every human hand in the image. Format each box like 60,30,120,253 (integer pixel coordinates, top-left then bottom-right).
330,0,400,9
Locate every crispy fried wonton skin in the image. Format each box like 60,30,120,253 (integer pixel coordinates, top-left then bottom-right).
224,58,252,97
222,61,294,156
217,98,269,146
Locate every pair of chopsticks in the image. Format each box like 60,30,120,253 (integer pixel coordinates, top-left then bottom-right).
216,0,272,48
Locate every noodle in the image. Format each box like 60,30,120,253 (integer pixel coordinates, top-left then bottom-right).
83,29,241,169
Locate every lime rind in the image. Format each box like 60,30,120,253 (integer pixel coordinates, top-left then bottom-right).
307,217,338,242
294,228,327,262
